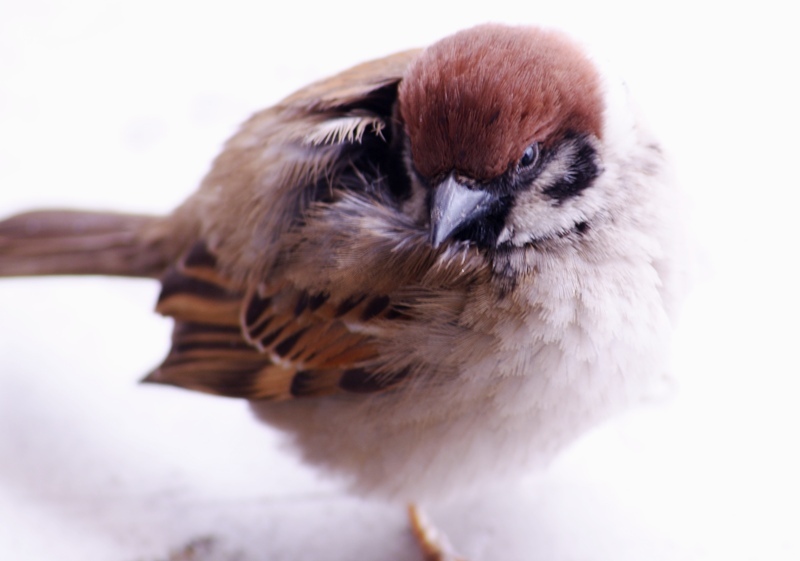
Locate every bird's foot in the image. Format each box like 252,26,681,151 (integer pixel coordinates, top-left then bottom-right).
407,504,466,561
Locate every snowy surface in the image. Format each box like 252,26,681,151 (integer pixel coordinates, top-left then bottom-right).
1,1,798,560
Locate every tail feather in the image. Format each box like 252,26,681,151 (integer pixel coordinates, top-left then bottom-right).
0,210,170,278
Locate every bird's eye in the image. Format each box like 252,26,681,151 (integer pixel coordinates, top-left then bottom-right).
519,143,539,168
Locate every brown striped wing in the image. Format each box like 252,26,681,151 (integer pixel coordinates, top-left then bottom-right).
144,242,408,400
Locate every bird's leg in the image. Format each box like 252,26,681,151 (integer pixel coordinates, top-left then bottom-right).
407,504,466,561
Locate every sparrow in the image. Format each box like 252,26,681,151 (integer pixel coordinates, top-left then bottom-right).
0,24,686,560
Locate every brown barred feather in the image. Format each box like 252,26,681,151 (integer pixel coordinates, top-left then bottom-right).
145,241,409,399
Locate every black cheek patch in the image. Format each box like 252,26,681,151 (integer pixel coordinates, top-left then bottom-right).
452,196,512,249
543,137,600,203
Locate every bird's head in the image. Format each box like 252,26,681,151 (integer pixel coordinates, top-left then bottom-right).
398,24,607,250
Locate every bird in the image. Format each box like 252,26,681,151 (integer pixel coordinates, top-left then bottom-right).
0,23,687,560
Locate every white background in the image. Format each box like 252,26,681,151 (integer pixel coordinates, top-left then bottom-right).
1,1,798,560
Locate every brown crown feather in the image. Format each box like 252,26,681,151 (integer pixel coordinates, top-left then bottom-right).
398,24,604,181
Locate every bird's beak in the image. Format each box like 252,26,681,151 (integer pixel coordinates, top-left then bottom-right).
430,174,495,248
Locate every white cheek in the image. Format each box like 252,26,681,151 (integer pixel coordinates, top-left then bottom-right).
503,158,620,246
502,144,592,245
505,189,589,245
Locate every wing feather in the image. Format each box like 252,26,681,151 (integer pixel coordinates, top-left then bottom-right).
145,241,409,400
